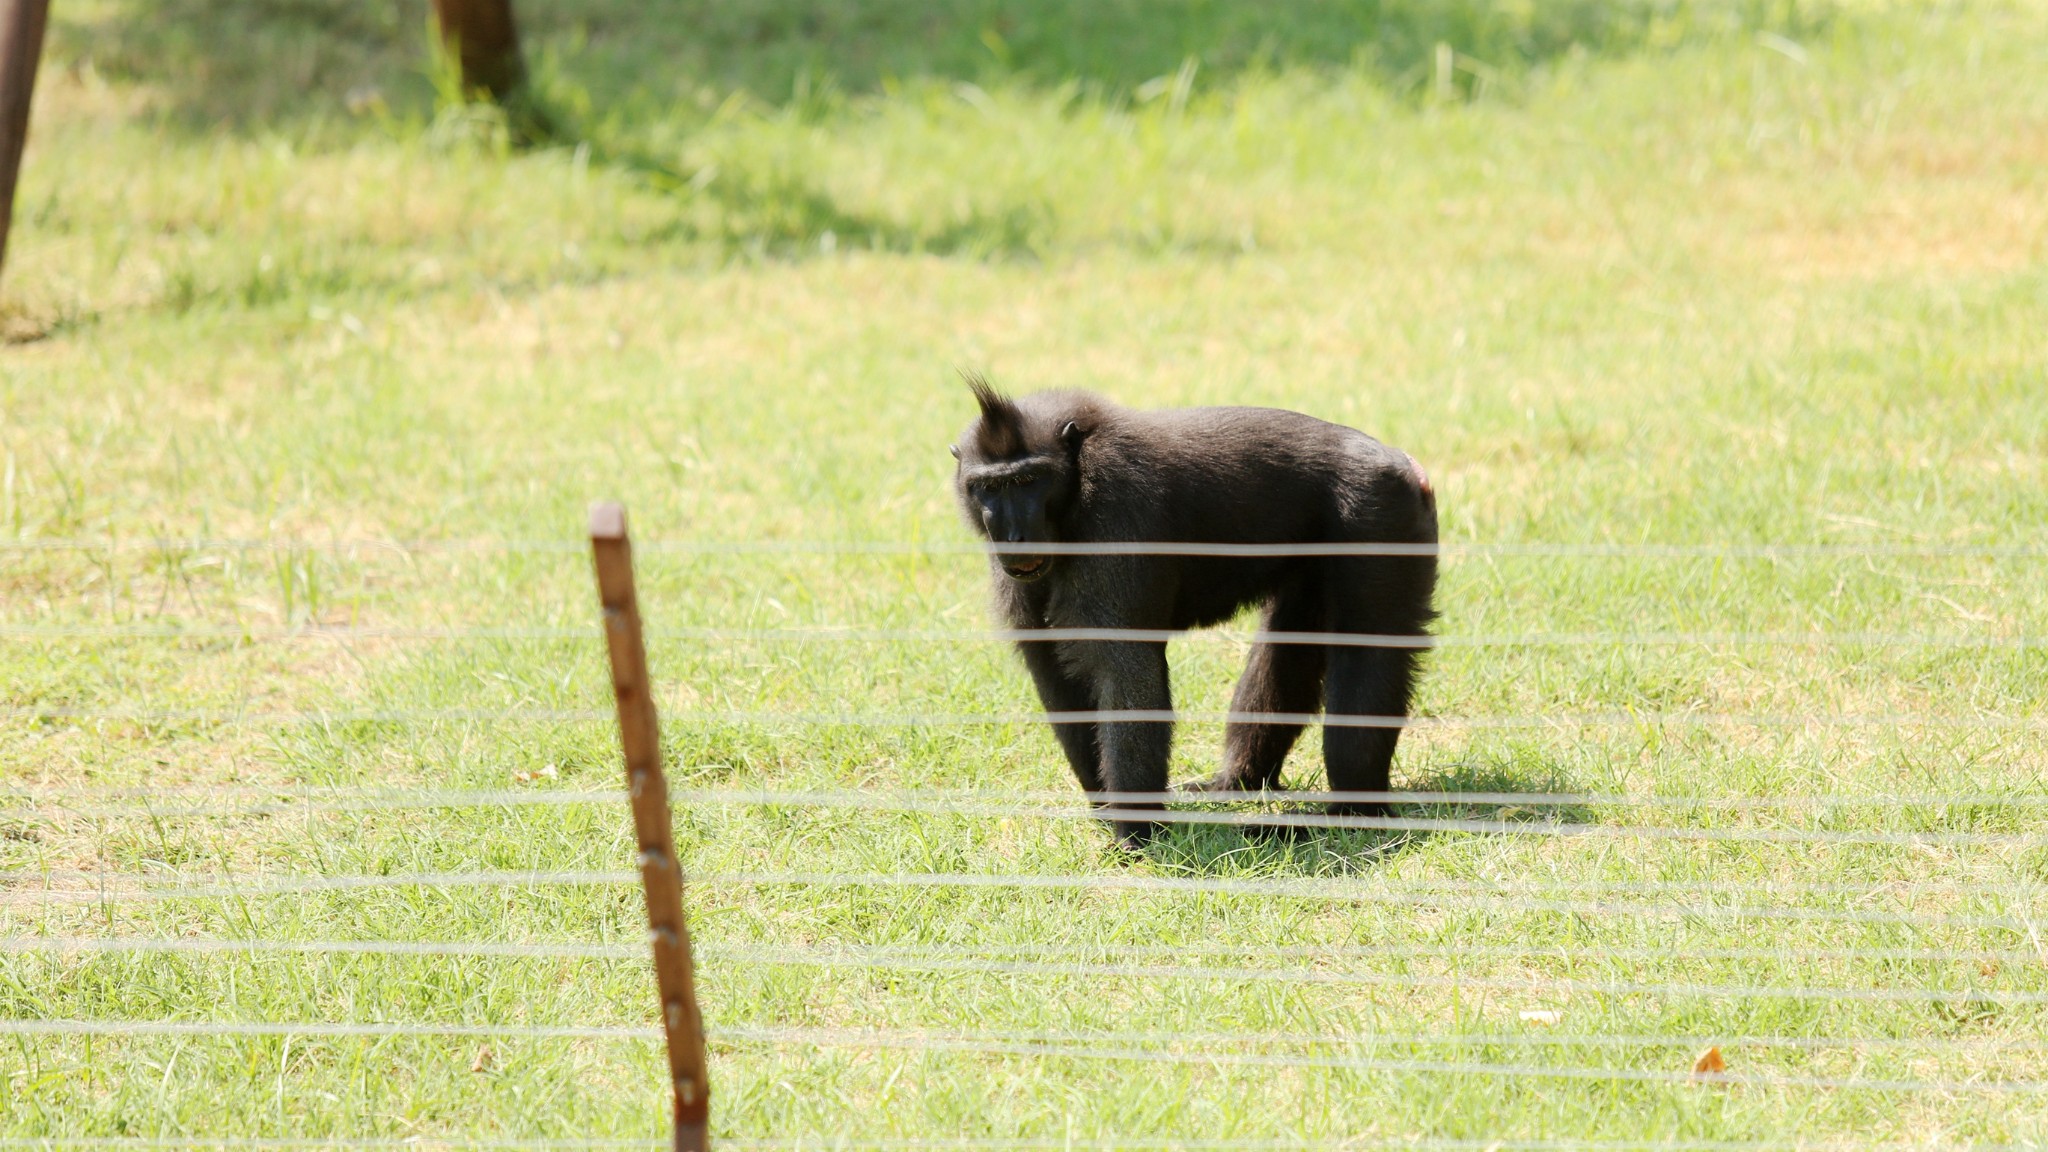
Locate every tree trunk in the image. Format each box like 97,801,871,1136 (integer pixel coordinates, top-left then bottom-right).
432,0,527,101
0,0,49,283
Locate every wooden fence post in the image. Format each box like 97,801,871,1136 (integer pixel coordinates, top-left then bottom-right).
591,502,711,1152
0,0,49,283
431,0,528,101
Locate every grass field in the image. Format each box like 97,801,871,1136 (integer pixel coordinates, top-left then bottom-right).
4,0,2048,1145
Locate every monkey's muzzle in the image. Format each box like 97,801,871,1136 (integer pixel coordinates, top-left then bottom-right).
999,555,1051,581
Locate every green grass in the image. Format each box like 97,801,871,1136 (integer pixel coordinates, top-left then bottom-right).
4,0,2048,1146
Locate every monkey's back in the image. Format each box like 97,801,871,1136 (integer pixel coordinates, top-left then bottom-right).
1082,403,1430,547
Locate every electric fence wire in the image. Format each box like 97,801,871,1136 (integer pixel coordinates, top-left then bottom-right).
5,1019,2048,1094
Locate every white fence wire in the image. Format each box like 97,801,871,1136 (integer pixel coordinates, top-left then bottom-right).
11,869,2048,937
7,536,2048,558
9,936,2048,1006
11,705,2048,731
6,1018,2048,1094
16,1131,2048,1139
14,783,2048,818
9,795,2048,844
22,1021,2048,1095
10,934,2048,969
4,623,2043,650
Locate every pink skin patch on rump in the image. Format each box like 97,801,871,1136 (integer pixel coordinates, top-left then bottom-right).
1407,453,1433,499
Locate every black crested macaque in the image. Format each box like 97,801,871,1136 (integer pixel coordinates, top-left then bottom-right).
950,377,1439,847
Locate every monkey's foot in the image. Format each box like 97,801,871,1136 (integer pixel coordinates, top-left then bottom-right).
1108,819,1160,852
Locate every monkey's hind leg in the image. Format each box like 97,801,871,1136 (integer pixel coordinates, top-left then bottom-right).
1321,553,1435,818
1203,582,1327,795
1321,646,1416,815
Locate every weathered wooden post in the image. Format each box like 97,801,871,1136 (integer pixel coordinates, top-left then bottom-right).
0,0,49,282
431,0,528,101
591,502,711,1152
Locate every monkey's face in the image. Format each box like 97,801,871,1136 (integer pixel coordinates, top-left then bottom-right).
957,463,1069,582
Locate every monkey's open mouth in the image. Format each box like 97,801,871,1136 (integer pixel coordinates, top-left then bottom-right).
1001,556,1050,580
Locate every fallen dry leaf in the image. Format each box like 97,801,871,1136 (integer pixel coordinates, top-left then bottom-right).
1518,1010,1561,1026
1692,1046,1726,1080
471,1046,494,1073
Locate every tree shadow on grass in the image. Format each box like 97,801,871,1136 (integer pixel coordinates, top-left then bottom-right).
55,0,1830,132
50,0,1066,258
622,151,1052,258
1139,756,1597,879
45,0,1825,265
50,0,434,131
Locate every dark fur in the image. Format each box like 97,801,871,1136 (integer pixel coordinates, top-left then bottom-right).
951,381,1439,846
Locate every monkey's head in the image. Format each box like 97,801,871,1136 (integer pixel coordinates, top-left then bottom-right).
950,374,1086,583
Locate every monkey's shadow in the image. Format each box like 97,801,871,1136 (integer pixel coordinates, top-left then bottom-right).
1137,759,1593,878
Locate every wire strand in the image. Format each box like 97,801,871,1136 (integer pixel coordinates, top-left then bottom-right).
15,784,2048,819
16,787,2048,844
0,869,635,902
6,624,2043,650
8,934,2048,971
28,784,2048,811
8,537,2047,558
701,947,2048,1006
0,1019,655,1040
14,936,2048,1005
725,1022,2048,1054
17,791,2041,846
9,706,2046,731
0,1144,668,1151
5,1019,2044,1093
2,706,612,725
62,802,2048,848
722,1026,2048,1092
9,870,2044,935
0,936,640,959
2,953,2040,1049
4,1131,2031,1139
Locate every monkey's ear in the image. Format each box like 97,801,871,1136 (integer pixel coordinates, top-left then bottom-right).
1060,421,1086,447
949,444,961,459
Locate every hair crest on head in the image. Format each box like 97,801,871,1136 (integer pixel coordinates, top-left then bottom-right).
963,370,1026,458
